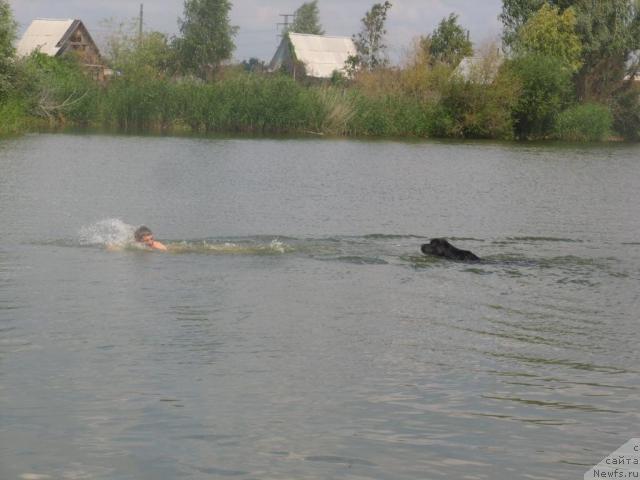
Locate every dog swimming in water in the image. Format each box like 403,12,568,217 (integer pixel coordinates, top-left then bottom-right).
420,238,480,262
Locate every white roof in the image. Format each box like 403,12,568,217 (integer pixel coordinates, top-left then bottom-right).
288,33,356,78
456,56,480,78
455,55,504,83
16,19,75,57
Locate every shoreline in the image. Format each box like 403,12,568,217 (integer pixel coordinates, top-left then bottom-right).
2,124,635,145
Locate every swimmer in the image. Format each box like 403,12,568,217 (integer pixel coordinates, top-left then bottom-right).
134,226,167,251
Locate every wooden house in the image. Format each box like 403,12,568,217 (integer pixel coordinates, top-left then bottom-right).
16,19,106,81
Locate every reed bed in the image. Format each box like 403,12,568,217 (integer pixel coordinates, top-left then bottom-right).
3,54,630,141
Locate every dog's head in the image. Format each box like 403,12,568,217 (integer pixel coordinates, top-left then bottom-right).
420,238,449,256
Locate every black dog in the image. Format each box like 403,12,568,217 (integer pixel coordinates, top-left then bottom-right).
420,238,480,262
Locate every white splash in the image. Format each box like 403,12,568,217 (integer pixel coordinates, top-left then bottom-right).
78,218,136,247
269,239,287,253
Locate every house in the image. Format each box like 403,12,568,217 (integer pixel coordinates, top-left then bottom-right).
269,33,357,79
16,18,106,81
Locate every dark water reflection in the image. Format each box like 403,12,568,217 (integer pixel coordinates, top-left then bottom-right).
1,134,639,480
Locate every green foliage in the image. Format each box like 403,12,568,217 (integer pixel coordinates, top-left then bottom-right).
177,0,238,79
136,31,178,75
442,71,519,139
424,13,473,66
573,0,640,100
102,73,325,134
500,1,640,101
101,75,180,131
349,93,397,136
500,0,538,46
290,1,325,35
0,0,13,58
555,102,612,141
611,85,640,141
500,0,571,47
104,20,177,79
341,56,519,139
0,0,16,102
2,0,636,143
16,53,98,125
507,53,574,138
196,74,322,133
315,87,356,134
514,4,582,72
0,97,28,135
352,1,393,71
330,69,348,86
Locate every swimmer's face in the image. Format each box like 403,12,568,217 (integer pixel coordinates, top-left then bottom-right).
140,233,154,247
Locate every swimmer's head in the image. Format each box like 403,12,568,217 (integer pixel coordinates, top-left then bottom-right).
134,226,154,246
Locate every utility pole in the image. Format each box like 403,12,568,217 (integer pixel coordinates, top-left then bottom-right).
138,3,144,44
275,13,296,79
276,13,295,39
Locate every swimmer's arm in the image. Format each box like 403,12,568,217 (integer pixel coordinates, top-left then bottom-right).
152,241,168,251
106,243,124,252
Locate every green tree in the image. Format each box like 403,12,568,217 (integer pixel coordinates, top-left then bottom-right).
573,0,640,100
177,0,238,80
352,1,393,70
500,0,573,47
500,0,640,100
507,53,573,138
103,19,177,78
423,13,473,66
0,0,17,102
290,1,325,35
514,4,582,72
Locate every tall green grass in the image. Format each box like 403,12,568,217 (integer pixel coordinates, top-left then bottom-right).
0,97,28,135
101,74,325,134
94,71,521,139
555,103,613,142
100,77,179,131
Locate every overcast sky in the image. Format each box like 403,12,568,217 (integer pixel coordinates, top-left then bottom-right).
8,0,503,63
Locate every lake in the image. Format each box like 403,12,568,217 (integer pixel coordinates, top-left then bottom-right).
1,133,639,480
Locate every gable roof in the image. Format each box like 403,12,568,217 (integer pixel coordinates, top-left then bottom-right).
17,19,77,57
271,33,356,78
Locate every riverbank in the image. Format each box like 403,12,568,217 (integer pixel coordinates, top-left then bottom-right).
1,63,636,143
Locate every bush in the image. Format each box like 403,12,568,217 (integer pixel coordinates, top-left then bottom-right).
611,86,640,141
0,0,17,103
16,52,99,126
507,54,574,139
422,68,517,140
555,103,612,141
0,96,28,135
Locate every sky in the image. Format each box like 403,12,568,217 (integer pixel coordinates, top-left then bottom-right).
8,0,504,63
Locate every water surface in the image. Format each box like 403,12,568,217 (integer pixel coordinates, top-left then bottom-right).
1,134,639,480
